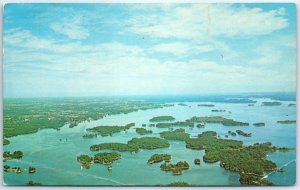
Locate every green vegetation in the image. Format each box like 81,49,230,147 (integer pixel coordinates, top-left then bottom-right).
3,139,10,146
248,104,255,106
3,151,24,162
3,98,169,137
82,133,97,138
160,161,190,175
90,143,139,153
228,131,237,136
148,154,171,164
128,137,170,150
149,116,175,122
240,174,273,186
187,116,249,126
149,124,155,127
288,103,296,107
253,123,265,127
185,131,284,185
135,128,152,135
27,181,42,186
3,165,22,174
160,129,190,141
211,110,226,112
156,121,194,128
186,131,243,150
277,120,296,124
28,167,36,174
262,102,282,106
178,103,188,106
167,182,192,186
198,104,215,107
77,155,94,169
142,124,147,127
236,130,252,137
94,152,121,165
86,123,135,136
196,123,205,128
194,158,201,165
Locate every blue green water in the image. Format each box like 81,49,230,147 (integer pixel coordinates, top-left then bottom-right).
3,96,296,186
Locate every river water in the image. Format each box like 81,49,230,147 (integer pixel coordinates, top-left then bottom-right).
3,97,296,186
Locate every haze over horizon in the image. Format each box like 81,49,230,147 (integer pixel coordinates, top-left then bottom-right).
3,3,296,98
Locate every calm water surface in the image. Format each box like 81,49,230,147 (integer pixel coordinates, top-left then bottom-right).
4,98,296,186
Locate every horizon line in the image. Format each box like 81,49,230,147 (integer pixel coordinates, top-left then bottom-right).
3,91,296,99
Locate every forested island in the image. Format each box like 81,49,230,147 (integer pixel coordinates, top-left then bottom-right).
86,123,135,136
277,120,296,124
253,122,265,127
135,128,152,135
198,104,215,107
77,152,121,168
185,131,291,185
160,129,190,141
149,116,176,122
156,121,194,128
160,161,190,175
187,116,249,126
262,102,282,106
148,154,171,164
236,130,252,137
3,151,24,162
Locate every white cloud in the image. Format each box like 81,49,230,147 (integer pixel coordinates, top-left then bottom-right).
127,4,288,39
150,42,213,55
49,16,89,40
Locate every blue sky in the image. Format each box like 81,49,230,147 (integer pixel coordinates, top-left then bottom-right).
3,3,296,98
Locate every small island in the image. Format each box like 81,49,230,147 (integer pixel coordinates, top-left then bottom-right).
178,103,188,106
135,128,152,135
167,182,192,186
211,110,226,112
198,104,215,107
236,130,252,137
156,121,194,128
253,122,265,127
77,155,94,169
194,158,201,165
160,129,190,141
3,150,24,162
3,165,22,174
160,161,190,175
228,131,237,136
196,123,205,128
28,166,36,174
90,143,139,153
86,122,135,136
288,103,296,107
277,120,296,124
149,116,176,122
27,181,42,186
187,116,249,126
147,154,171,164
82,133,97,138
262,102,282,106
127,137,170,150
94,152,121,165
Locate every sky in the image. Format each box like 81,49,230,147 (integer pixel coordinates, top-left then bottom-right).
3,3,296,98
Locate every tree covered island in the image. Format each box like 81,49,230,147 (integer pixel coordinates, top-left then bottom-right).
149,116,176,122
148,154,171,164
187,116,249,126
